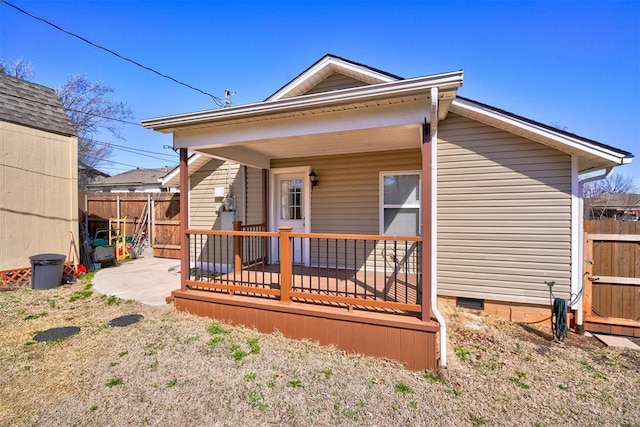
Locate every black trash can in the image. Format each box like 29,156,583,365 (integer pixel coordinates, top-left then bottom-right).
30,254,66,290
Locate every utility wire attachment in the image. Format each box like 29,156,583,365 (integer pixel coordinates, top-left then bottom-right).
224,89,236,108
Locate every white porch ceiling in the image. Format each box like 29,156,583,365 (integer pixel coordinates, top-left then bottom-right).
195,124,422,168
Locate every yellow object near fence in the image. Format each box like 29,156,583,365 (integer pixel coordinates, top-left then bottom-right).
109,217,130,261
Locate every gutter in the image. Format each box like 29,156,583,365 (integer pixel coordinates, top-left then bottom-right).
429,86,448,369
142,71,463,131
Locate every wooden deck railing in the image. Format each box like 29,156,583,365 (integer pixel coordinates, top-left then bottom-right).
185,225,423,314
236,222,268,267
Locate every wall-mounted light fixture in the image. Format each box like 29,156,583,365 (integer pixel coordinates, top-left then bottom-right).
309,169,318,187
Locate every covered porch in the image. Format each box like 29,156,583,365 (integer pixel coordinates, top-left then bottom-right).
142,56,464,370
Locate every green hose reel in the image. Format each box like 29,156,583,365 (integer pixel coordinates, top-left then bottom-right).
546,281,569,341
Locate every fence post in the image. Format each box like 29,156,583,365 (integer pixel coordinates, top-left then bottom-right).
583,232,593,317
279,226,293,304
233,221,243,274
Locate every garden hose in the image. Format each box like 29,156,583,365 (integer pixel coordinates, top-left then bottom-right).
552,297,569,341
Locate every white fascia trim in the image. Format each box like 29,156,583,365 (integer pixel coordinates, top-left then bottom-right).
269,57,399,101
142,72,464,131
451,98,631,165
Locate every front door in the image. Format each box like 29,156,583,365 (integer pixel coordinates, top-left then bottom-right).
271,167,311,265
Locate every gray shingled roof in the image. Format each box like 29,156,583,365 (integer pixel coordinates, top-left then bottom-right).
0,72,76,136
88,168,170,188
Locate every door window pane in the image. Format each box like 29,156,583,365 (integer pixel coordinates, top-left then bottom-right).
280,179,302,220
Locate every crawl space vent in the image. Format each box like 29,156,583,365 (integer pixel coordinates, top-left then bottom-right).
456,297,485,310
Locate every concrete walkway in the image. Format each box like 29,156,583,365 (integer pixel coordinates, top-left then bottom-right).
92,254,180,306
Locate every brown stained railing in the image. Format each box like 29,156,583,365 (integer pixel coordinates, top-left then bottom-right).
186,228,280,297
290,232,422,312
184,226,422,314
235,222,268,267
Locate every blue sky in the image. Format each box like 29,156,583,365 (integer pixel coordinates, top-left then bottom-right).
1,0,639,183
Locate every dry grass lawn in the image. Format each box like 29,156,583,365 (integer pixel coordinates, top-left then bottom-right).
1,275,639,426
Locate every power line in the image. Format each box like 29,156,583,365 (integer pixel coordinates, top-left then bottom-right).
86,138,178,161
4,91,144,127
4,90,176,162
96,159,149,170
68,108,143,127
2,0,226,107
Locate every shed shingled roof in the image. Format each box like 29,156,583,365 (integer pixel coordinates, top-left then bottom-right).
0,72,76,136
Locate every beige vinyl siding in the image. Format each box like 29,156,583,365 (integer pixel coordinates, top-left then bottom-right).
272,149,421,235
189,160,265,268
272,149,421,272
244,166,264,225
437,113,572,305
190,158,231,230
305,73,368,95
189,160,236,266
0,122,78,270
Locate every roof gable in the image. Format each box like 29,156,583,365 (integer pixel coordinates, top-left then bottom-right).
266,54,402,101
0,72,76,136
450,97,633,174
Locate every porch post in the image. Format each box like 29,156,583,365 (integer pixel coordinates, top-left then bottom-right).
179,149,189,291
279,226,293,304
421,123,433,321
233,220,243,274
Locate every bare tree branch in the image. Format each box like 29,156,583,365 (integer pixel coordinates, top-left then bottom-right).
56,75,133,170
0,57,35,80
584,174,640,219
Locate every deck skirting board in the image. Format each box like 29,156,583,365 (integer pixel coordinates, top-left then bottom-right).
172,289,439,371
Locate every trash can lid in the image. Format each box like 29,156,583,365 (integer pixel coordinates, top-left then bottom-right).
29,253,67,262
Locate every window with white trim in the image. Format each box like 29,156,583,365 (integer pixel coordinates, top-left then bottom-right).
380,171,421,236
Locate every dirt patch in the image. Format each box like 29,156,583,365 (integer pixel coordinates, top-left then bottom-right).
1,280,639,426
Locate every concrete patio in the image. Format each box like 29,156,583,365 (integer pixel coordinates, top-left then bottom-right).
92,253,180,306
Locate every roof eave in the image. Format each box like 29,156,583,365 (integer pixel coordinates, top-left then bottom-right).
142,71,464,132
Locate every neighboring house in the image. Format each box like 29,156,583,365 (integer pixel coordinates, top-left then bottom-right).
86,167,177,193
0,72,78,271
78,163,110,189
584,193,640,220
143,55,633,370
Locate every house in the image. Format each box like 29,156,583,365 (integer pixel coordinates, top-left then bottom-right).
0,72,78,273
584,193,640,220
86,167,177,193
78,163,110,189
143,55,633,370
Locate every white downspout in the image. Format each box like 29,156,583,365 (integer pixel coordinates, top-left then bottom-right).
243,166,248,224
575,167,613,332
430,87,448,368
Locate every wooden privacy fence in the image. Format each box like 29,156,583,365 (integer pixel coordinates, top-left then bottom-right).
583,219,640,337
80,192,180,259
